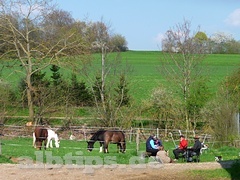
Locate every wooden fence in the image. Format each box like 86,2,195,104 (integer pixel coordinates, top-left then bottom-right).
1,124,240,150
0,124,212,142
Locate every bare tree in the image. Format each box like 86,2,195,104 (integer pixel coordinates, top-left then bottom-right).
81,20,132,127
160,20,208,130
0,0,88,122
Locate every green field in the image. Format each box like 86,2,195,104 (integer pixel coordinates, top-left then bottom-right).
118,51,240,101
2,51,240,102
1,137,240,179
1,137,240,164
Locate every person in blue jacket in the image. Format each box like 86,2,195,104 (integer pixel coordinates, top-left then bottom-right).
146,134,161,156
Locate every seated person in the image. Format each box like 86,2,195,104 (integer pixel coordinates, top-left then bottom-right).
146,134,161,156
188,136,202,156
173,135,188,160
154,137,163,147
156,146,174,163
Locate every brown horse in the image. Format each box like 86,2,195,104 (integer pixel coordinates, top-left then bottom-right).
102,130,126,153
34,126,48,150
87,129,126,153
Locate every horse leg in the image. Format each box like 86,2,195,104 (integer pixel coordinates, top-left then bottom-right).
103,141,108,153
50,139,53,148
106,143,109,153
46,137,50,148
103,142,106,153
99,142,103,152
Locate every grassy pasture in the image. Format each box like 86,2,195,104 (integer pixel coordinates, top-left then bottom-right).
1,137,240,179
1,137,240,164
1,51,240,102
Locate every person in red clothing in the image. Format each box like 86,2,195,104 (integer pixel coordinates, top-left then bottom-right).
173,135,188,161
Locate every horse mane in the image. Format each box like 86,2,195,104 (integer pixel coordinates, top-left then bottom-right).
90,129,106,141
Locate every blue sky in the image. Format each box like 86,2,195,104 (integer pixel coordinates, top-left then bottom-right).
56,0,240,51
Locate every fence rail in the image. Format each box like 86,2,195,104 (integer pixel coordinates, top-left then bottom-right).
0,124,212,142
1,125,240,150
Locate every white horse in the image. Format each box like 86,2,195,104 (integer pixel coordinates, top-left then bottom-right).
33,129,60,148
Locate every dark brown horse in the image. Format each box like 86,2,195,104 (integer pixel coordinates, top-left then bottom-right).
34,126,48,150
87,129,106,152
87,129,126,153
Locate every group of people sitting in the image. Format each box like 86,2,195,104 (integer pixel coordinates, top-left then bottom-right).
145,134,202,163
145,134,174,163
173,134,202,162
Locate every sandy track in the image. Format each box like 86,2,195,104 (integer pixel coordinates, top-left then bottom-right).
0,161,233,180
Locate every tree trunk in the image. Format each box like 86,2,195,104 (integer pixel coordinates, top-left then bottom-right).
26,73,34,122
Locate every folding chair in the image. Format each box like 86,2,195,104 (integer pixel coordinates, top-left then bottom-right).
179,149,188,162
191,148,201,162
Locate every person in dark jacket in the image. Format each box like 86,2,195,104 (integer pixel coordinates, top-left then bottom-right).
189,136,202,156
146,134,161,156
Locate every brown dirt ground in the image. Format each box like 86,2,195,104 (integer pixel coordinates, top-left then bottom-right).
0,161,234,180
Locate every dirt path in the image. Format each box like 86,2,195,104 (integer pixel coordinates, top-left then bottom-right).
0,161,233,180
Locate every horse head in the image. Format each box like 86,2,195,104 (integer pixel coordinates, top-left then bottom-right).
87,129,105,152
87,140,94,152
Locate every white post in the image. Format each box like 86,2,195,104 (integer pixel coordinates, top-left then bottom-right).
129,127,132,142
136,128,140,152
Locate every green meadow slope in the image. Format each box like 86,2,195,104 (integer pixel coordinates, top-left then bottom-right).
119,51,240,101
1,51,240,102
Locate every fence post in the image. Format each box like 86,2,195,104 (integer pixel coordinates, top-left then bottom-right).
157,128,159,138
83,125,87,141
136,128,140,152
129,127,132,142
